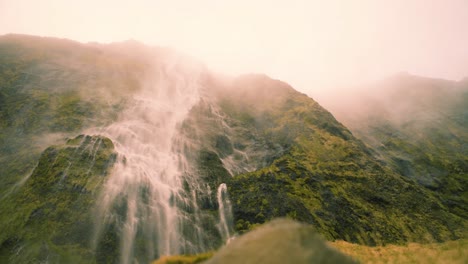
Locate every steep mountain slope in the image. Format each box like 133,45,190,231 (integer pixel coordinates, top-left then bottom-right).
324,74,467,220
0,34,144,199
0,135,116,263
0,35,466,263
198,74,466,244
0,34,229,263
0,34,149,263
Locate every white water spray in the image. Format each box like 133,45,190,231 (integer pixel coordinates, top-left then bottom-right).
90,53,216,263
217,183,234,243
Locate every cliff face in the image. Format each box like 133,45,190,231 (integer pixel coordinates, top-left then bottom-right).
0,35,466,263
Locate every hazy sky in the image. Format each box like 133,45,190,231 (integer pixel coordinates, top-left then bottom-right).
1,0,467,97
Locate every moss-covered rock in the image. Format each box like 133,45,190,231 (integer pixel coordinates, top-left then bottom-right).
0,34,142,201
0,135,116,263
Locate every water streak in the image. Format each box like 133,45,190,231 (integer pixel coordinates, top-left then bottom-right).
90,54,212,263
217,183,234,243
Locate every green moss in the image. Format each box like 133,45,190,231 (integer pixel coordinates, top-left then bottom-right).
333,76,468,221
0,135,116,263
332,239,468,264
1,34,466,262
0,34,140,208
209,75,467,245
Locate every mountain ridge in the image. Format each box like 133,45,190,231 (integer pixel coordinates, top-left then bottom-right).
0,34,466,263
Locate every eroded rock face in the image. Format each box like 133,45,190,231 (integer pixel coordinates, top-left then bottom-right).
206,218,357,264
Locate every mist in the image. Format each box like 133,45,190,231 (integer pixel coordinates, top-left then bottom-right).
1,1,467,263
1,0,468,100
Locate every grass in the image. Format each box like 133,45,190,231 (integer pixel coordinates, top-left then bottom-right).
152,239,468,264
330,239,468,264
152,252,215,264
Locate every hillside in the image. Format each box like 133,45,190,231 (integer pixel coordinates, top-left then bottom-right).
204,74,466,244
324,74,468,220
0,35,466,263
0,34,144,198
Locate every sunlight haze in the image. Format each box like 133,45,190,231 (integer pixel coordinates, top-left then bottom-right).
1,0,467,98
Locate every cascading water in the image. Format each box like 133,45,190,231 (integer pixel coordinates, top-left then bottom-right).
89,53,229,263
217,183,234,243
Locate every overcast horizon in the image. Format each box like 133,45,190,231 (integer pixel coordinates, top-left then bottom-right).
1,0,467,99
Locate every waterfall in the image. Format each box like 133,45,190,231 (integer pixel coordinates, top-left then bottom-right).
89,53,225,263
217,183,234,243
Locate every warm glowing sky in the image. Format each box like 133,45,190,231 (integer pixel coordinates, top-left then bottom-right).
1,0,467,97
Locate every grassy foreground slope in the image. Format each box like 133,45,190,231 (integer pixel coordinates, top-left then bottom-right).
331,239,468,264
152,222,467,264
152,239,468,264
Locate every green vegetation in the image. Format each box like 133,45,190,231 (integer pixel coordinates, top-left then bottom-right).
0,34,145,200
0,135,117,263
202,74,467,245
0,34,149,263
331,239,468,264
0,35,466,263
330,75,468,220
152,252,214,264
153,224,467,264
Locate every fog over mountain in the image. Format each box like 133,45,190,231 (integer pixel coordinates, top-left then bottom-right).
0,1,467,263
1,0,468,95
0,34,466,264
